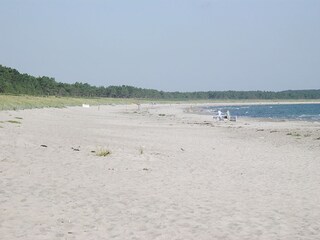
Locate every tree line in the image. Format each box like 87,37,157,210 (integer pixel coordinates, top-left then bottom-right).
1,64,319,99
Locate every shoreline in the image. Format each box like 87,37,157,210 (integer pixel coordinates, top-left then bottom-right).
187,101,320,122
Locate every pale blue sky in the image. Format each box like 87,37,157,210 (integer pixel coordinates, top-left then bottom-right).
0,0,319,91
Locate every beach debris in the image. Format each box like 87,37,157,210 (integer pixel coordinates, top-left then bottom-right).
40,144,48,148
71,147,80,151
316,137,320,140
188,122,211,126
180,148,185,151
158,113,166,117
151,152,161,155
91,150,96,153
270,130,278,133
142,168,150,171
82,104,90,108
256,129,264,132
198,122,212,126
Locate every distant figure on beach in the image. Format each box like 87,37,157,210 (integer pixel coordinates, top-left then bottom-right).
217,110,223,121
137,103,141,111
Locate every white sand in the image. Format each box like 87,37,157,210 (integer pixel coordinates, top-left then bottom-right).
1,103,320,239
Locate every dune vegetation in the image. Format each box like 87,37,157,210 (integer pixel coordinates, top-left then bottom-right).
0,95,136,111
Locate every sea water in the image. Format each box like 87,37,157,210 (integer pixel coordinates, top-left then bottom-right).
203,103,320,121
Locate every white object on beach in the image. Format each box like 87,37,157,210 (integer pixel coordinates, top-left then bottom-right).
82,104,90,108
217,110,223,121
226,111,230,120
215,110,237,122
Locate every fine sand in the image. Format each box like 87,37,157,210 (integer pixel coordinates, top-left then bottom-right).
1,103,320,239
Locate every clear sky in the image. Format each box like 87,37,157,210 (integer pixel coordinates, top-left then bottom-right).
0,0,319,92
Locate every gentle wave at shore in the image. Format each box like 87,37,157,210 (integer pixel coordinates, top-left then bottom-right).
201,103,320,121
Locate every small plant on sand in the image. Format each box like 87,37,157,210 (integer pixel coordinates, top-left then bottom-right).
95,148,111,157
287,132,301,137
7,120,21,124
139,146,145,155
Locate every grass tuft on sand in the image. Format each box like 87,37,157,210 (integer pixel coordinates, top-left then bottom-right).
95,148,111,157
7,120,21,124
287,132,301,137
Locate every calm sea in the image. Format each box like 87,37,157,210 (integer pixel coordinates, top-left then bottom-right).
202,103,320,121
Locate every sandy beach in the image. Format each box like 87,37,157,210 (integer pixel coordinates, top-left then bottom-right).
1,103,320,240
